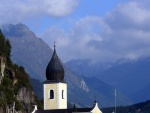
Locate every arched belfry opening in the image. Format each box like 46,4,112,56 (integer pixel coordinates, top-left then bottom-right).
62,90,64,99
50,90,54,99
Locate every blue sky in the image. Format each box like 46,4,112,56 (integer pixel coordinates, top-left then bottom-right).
24,0,127,33
1,0,150,63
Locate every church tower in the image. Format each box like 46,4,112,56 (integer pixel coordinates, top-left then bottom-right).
43,44,67,110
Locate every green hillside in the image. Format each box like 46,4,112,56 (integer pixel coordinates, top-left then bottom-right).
0,30,42,113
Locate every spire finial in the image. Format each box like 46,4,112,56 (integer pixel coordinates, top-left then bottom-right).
94,96,97,103
54,42,56,50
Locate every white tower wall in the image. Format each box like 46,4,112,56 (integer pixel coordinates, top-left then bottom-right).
44,82,67,110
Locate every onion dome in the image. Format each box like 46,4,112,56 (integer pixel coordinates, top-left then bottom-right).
46,43,64,81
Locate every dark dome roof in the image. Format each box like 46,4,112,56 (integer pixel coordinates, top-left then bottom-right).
46,45,64,81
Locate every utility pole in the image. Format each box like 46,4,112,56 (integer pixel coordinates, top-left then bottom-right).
115,89,116,113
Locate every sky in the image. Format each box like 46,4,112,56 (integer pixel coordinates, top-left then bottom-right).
0,0,150,63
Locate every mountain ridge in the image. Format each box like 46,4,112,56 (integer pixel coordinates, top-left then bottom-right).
66,57,150,104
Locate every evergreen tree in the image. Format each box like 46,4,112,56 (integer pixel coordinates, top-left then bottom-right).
5,39,11,58
0,29,12,64
73,104,77,112
0,29,6,56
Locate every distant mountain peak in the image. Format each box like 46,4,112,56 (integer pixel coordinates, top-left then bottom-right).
1,23,35,38
1,23,53,80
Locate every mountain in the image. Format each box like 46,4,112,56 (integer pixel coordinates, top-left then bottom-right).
65,59,112,77
99,57,150,103
1,23,132,107
81,76,132,107
66,58,150,104
2,24,131,107
1,23,53,80
131,83,150,103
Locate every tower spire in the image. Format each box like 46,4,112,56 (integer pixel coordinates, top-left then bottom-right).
46,41,64,81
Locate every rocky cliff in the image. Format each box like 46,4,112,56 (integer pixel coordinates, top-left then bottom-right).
0,57,6,84
0,29,42,113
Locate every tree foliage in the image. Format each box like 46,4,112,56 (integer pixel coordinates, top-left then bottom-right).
101,100,150,113
0,30,11,59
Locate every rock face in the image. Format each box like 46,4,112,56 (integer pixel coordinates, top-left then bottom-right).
80,79,89,92
0,57,6,78
0,107,4,113
0,57,6,84
17,87,34,104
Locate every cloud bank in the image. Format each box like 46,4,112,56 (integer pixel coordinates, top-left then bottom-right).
41,0,150,62
0,0,79,24
1,0,150,63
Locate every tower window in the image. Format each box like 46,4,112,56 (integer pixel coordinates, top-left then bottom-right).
62,90,64,99
50,90,54,99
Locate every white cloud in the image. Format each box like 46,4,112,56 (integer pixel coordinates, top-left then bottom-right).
44,0,79,17
0,0,79,24
41,16,112,62
41,0,150,63
103,0,150,58
106,0,150,30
